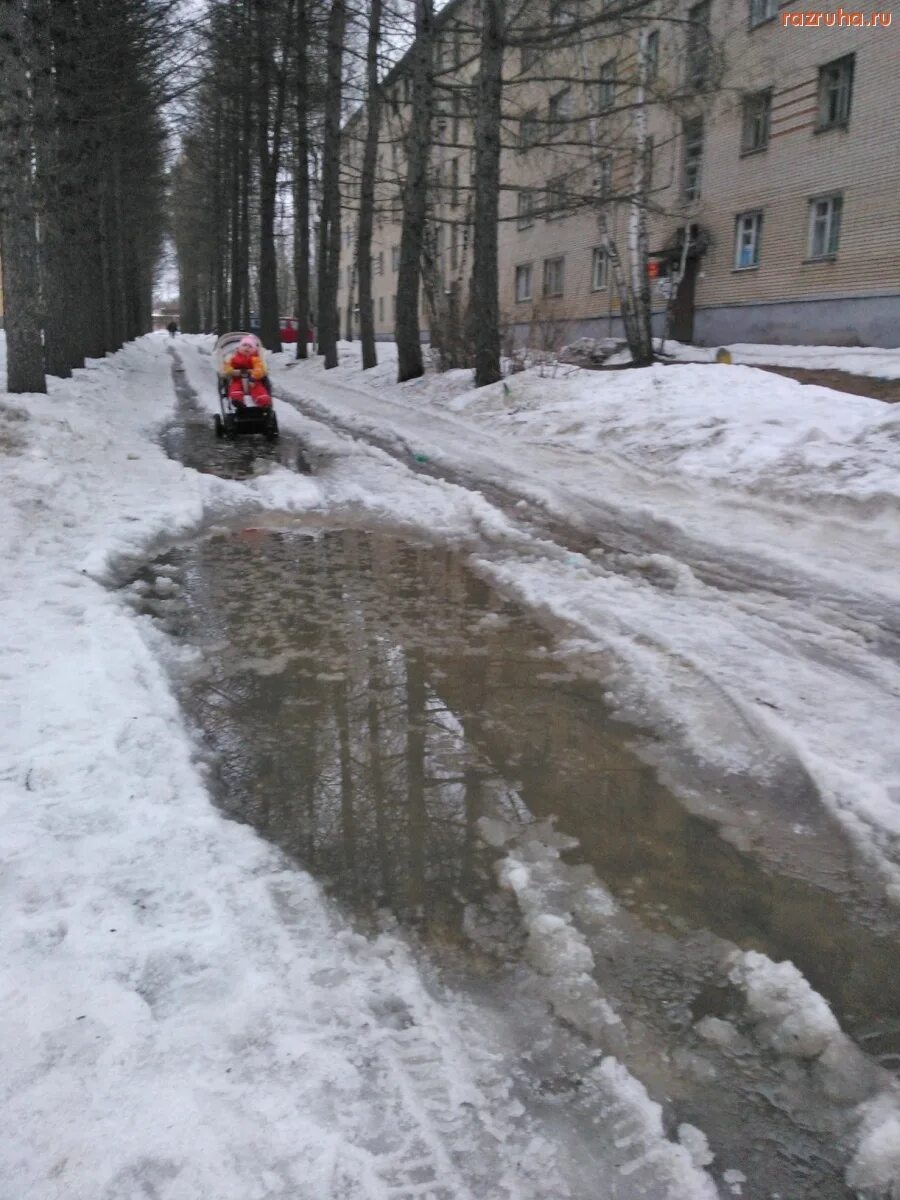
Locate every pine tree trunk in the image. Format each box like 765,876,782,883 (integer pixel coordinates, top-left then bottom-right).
293,0,310,360
256,0,290,352
471,0,504,387
228,97,244,329
0,0,47,393
395,0,434,383
317,0,347,370
357,0,383,370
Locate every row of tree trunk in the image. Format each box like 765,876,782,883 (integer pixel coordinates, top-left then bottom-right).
172,0,680,390
0,0,170,394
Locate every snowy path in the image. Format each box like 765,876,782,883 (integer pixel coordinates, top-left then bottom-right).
170,336,900,1196
1,335,734,1200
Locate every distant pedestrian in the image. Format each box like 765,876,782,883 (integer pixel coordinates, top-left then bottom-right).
166,321,178,338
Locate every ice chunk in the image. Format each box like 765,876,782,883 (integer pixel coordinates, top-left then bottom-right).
728,950,841,1059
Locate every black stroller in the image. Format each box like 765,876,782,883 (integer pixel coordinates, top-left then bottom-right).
212,332,279,441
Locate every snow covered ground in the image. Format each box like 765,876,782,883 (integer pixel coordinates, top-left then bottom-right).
610,339,900,380
0,333,728,1199
3,330,900,1198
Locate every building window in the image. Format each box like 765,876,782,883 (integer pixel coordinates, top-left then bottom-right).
548,87,573,137
749,0,778,26
543,255,565,297
517,188,535,230
450,222,459,271
378,296,384,322
598,58,617,110
515,263,533,302
519,107,539,151
596,154,614,198
391,245,400,272
376,251,384,276
734,210,763,268
682,115,704,200
741,89,771,153
646,30,659,84
550,0,577,28
807,194,842,259
545,177,566,220
817,55,854,129
591,247,608,290
687,1,712,90
450,157,460,207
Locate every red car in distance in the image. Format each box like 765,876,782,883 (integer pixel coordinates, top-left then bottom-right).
279,317,315,344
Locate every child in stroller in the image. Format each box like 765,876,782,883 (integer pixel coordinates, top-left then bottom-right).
212,332,279,440
225,337,272,407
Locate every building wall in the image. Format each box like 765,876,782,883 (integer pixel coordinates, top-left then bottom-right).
695,5,900,334
336,0,900,348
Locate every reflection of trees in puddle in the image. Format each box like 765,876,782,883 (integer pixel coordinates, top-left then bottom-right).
151,527,900,1047
131,527,900,1198
191,531,538,945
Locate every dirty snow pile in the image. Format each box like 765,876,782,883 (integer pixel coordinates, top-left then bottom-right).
657,339,900,380
0,333,729,1200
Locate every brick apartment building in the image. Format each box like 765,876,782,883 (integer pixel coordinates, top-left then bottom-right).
337,0,900,348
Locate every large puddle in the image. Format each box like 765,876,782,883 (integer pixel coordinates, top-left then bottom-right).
124,517,900,1200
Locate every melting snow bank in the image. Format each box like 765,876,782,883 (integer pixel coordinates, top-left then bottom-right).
0,333,723,1199
725,952,900,1200
652,340,900,381
488,817,900,1200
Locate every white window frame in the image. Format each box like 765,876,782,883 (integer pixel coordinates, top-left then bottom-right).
807,194,843,260
598,58,617,110
817,55,854,130
682,116,703,201
741,89,771,153
517,189,535,230
733,210,763,269
519,107,539,151
687,0,711,90
542,255,565,297
515,263,533,302
550,0,577,27
545,177,566,221
749,0,778,26
591,246,608,290
548,87,573,137
596,154,614,199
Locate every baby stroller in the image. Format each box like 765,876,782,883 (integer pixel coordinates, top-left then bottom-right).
211,332,279,441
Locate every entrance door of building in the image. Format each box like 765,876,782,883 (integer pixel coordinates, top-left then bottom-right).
670,256,698,343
